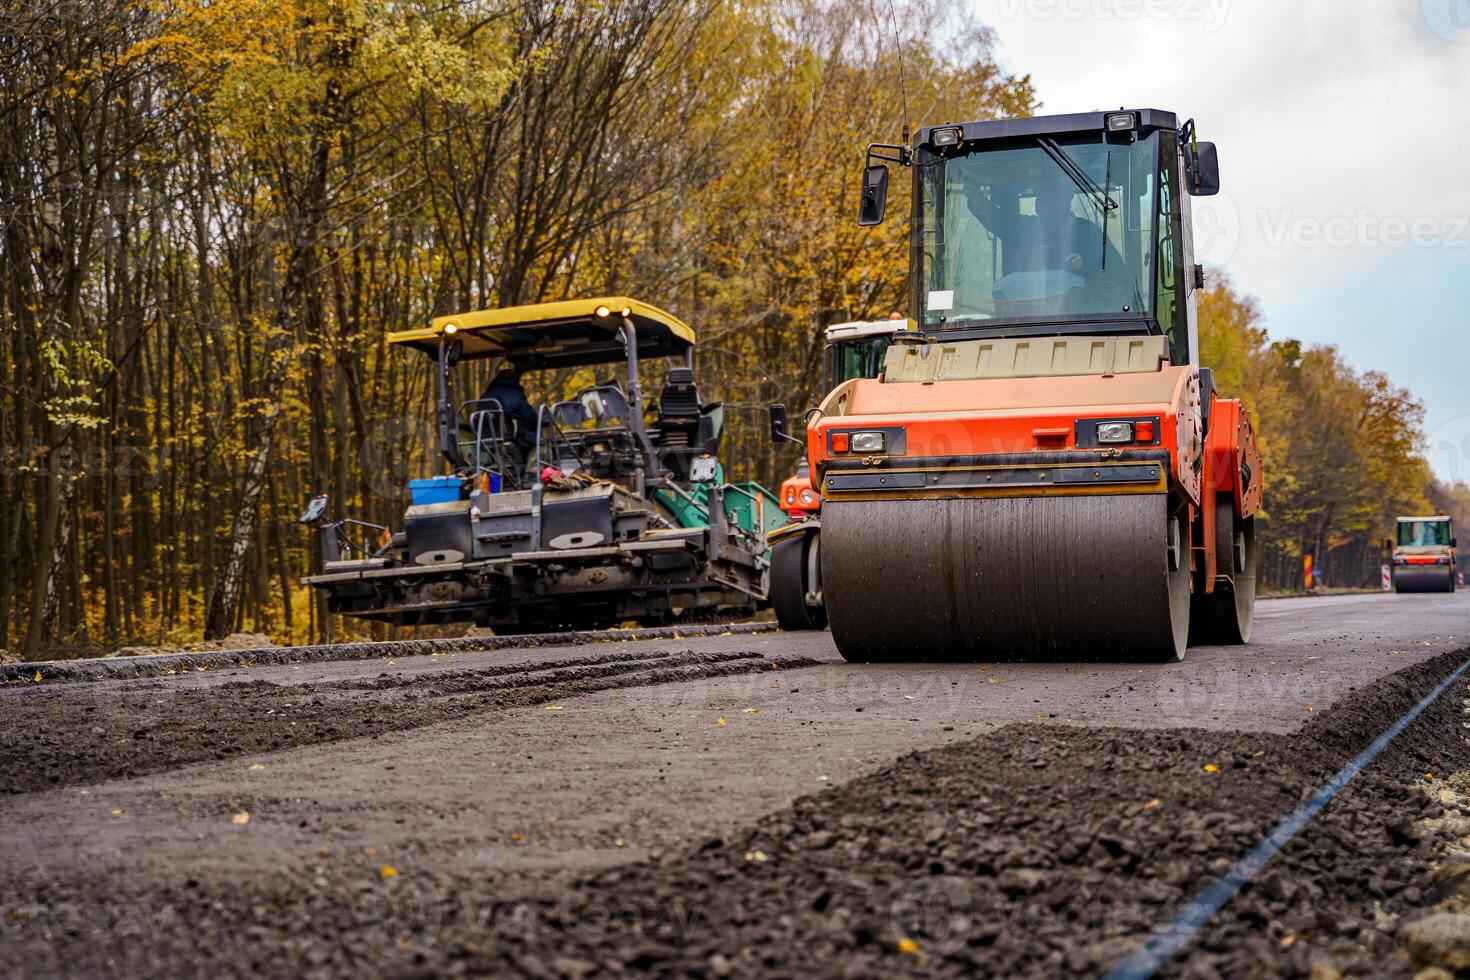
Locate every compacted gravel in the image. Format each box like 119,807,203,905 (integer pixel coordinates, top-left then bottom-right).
0,646,813,794
4,646,1468,978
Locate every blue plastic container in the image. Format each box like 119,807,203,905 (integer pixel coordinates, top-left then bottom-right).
409,476,465,506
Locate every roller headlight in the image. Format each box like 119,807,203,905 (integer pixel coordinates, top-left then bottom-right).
1095,421,1135,444
799,488,816,506
849,431,886,453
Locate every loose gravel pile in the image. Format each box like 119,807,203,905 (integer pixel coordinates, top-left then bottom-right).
5,650,1469,977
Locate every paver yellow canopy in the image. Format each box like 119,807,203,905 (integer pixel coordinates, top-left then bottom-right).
811,110,1263,661
387,297,695,366
303,298,781,632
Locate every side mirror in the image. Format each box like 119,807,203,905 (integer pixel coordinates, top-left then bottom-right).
1183,141,1220,196
858,164,889,226
689,454,718,484
768,403,789,444
444,339,464,367
1384,538,1393,552
1453,537,1459,549
299,494,329,525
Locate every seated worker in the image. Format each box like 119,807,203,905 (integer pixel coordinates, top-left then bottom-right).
479,366,539,449
967,178,1121,280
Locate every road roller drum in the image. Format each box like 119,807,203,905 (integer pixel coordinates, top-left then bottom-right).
822,494,1190,662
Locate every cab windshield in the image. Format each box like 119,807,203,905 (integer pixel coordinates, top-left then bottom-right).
1399,520,1452,547
916,133,1161,331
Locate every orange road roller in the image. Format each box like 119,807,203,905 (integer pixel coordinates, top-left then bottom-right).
809,109,1262,661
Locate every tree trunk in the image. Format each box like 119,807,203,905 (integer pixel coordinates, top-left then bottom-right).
205,84,338,637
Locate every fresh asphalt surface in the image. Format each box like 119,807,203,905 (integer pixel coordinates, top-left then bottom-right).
3,590,1469,974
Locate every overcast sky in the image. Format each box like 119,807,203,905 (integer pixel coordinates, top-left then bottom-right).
973,0,1470,482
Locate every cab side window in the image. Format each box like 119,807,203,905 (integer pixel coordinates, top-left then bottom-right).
1156,144,1187,364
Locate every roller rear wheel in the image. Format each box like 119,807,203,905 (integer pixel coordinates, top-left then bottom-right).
1189,498,1257,646
770,533,827,631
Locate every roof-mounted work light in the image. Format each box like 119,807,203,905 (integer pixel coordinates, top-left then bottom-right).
930,126,962,147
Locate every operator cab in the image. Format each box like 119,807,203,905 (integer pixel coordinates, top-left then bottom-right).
388,298,723,497
1396,516,1455,550
822,318,911,391
859,109,1220,368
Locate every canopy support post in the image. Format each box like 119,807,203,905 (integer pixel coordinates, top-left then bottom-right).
621,317,660,495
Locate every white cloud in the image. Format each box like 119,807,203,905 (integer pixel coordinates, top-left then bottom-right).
975,0,1470,478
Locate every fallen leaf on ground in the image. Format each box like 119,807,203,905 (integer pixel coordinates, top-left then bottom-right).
614,838,625,847
545,705,563,711
33,671,41,683
510,832,522,843
247,764,266,771
111,808,125,816
897,938,921,955
1142,799,1162,811
231,810,250,825
743,850,767,862
1280,935,1296,948
1202,764,1221,774
379,865,397,879
1305,705,1313,712
987,678,999,685
716,716,727,726
742,707,760,714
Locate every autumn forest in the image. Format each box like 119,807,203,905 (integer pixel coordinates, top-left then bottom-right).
2,0,1463,658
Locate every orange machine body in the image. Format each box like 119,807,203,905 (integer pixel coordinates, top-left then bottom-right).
778,465,820,520
808,364,1262,597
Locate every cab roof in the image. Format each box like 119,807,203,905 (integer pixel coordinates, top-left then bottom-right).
914,108,1178,152
388,297,695,368
825,319,913,341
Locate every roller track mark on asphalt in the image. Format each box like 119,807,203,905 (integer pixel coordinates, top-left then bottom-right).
1,622,779,685
1,650,820,794
322,647,768,694
1105,655,1470,980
